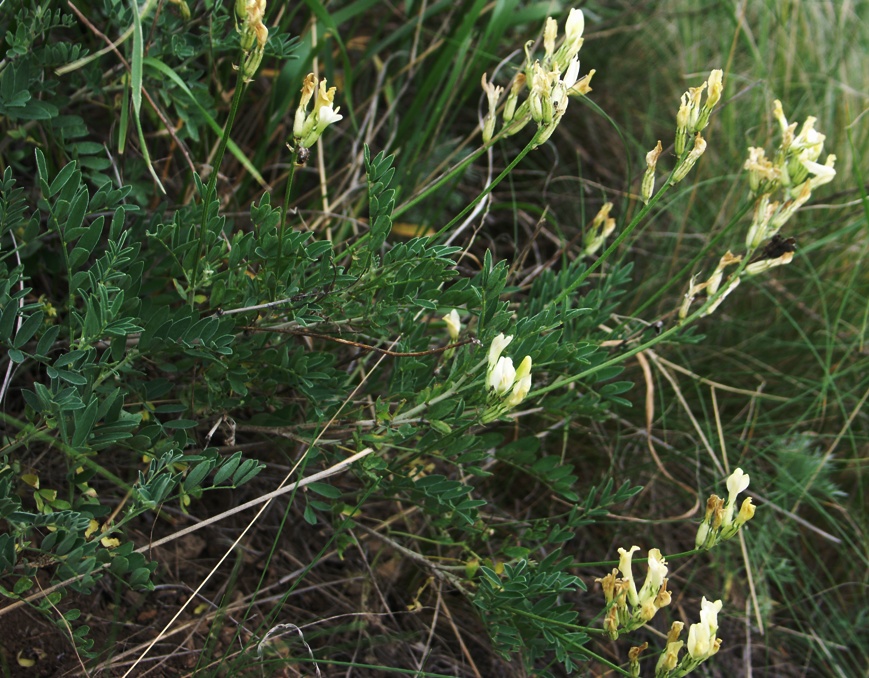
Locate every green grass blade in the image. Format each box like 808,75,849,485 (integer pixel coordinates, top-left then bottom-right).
143,57,269,189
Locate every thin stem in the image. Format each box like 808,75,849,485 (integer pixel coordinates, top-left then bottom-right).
276,147,300,277
533,280,737,399
392,144,491,220
632,198,753,318
190,59,248,307
547,158,689,309
433,130,543,240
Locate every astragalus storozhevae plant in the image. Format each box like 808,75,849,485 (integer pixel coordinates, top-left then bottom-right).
0,1,864,676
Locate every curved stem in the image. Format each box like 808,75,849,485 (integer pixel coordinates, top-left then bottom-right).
433,130,543,240
392,144,491,221
190,59,248,307
533,281,733,399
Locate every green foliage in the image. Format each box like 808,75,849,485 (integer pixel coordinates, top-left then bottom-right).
475,551,588,676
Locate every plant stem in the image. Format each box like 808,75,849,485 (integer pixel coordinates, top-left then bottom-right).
392,144,491,220
534,282,735,399
190,58,248,307
276,147,299,277
433,131,543,240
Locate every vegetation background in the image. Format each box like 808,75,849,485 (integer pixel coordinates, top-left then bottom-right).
0,0,866,676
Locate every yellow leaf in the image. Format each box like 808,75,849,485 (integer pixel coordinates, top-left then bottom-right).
16,650,36,667
37,489,57,502
391,221,436,238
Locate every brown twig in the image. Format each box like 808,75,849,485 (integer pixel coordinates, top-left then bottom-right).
243,325,478,357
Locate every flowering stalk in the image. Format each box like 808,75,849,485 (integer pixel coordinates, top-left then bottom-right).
277,73,344,273
596,546,671,639
744,100,836,250
190,1,268,305
695,468,756,550
655,598,723,677
480,8,595,147
482,333,533,421
678,100,835,321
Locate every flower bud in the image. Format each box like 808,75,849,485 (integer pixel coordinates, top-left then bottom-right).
671,133,707,183
642,140,663,204
443,309,461,341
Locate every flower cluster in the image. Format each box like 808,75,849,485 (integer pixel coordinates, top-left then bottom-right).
292,73,343,151
641,70,723,203
695,468,756,550
596,546,672,640
744,100,836,251
655,598,723,677
676,100,834,320
480,8,595,146
485,333,532,409
675,70,723,155
235,0,269,81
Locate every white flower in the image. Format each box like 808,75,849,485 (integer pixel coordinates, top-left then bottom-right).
726,468,750,499
297,78,343,148
686,619,712,659
617,545,640,607
554,8,585,68
565,8,584,45
487,356,516,395
802,156,837,189
721,467,750,528
505,356,532,407
699,597,723,635
562,56,580,90
443,309,461,341
317,105,343,127
637,548,667,606
487,333,513,371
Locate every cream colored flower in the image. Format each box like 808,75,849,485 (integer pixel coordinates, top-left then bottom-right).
617,545,641,607
505,356,532,407
637,548,667,607
481,73,504,143
487,334,513,370
443,310,461,341
297,78,343,149
487,356,516,395
642,140,663,204
671,133,708,183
